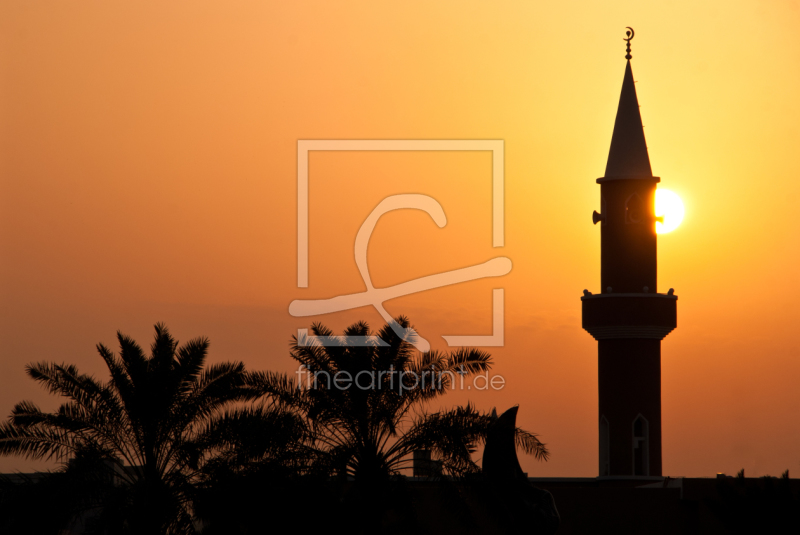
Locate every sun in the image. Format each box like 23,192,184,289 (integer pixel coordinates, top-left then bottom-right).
655,189,684,234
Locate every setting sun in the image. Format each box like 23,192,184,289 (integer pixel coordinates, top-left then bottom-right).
655,189,685,234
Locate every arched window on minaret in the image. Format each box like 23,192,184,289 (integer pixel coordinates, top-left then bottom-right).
625,192,644,224
633,414,650,476
599,415,610,476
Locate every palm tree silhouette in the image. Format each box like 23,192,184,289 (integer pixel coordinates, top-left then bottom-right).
250,317,548,484
0,323,256,534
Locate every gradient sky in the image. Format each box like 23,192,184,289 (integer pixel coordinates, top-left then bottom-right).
1,0,799,477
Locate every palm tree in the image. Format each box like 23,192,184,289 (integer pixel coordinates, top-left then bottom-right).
189,391,321,535
0,323,258,534
250,317,548,484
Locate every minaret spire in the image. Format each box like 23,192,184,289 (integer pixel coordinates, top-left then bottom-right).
582,29,678,478
604,28,653,179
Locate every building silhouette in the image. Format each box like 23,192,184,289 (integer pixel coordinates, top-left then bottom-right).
520,32,800,534
581,30,677,477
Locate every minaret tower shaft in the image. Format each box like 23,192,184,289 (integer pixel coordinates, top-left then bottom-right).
582,29,677,477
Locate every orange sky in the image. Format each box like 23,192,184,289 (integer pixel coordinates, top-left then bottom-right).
1,0,799,477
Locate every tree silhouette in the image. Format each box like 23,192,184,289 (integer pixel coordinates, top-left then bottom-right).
0,323,258,534
0,319,551,534
250,317,548,483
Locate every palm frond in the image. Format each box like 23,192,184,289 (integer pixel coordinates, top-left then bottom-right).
514,428,549,461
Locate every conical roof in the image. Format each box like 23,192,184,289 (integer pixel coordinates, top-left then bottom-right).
603,60,653,178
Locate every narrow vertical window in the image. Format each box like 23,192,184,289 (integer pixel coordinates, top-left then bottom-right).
632,415,649,476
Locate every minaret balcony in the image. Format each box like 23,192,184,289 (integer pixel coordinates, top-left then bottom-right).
581,292,677,341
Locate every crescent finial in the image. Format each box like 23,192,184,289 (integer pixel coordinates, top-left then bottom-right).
624,27,635,60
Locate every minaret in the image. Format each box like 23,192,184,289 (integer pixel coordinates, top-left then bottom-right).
582,29,677,477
